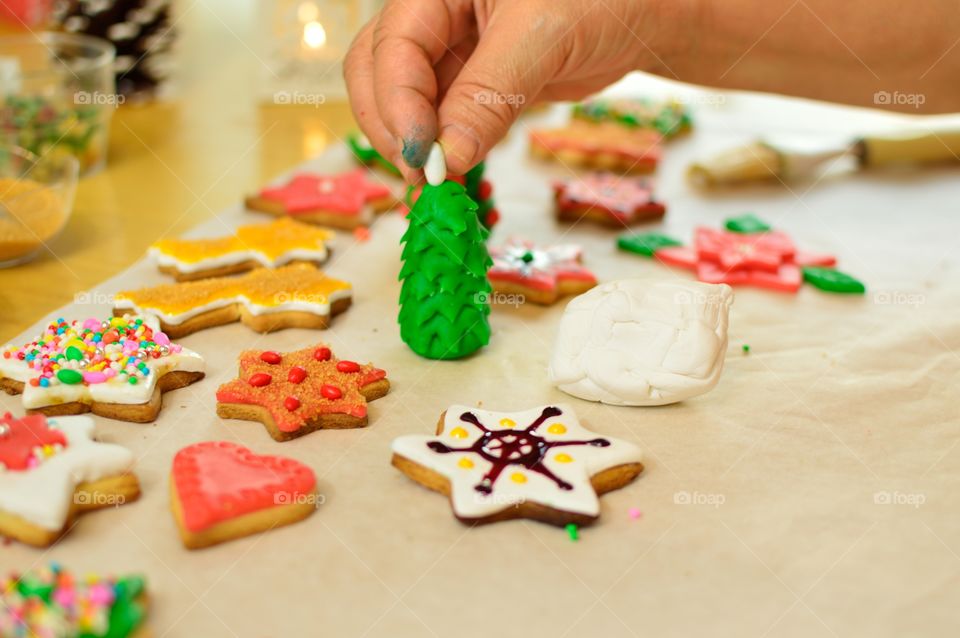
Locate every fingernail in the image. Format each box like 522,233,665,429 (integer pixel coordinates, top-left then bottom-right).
399,132,430,169
439,124,480,173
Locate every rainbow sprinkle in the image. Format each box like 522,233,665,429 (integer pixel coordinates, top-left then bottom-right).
1,316,182,390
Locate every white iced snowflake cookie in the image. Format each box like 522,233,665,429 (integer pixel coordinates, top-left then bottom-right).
548,279,733,406
391,404,643,526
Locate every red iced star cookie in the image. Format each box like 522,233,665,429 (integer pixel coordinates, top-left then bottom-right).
0,412,68,471
171,441,318,549
488,238,597,305
216,345,391,441
245,168,397,229
554,173,666,227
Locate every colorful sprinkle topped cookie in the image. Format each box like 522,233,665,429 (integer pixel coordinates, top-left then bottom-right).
555,172,666,227
245,168,397,229
530,120,662,174
488,238,597,305
0,415,140,546
392,404,644,526
171,441,318,549
216,344,390,441
113,263,353,338
619,215,864,294
0,316,204,422
0,565,148,637
150,218,335,281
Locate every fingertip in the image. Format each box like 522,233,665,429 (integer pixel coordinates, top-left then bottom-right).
400,131,431,169
439,124,480,175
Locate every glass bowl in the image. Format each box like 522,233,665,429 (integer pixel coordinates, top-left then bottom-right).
0,32,116,176
0,146,78,268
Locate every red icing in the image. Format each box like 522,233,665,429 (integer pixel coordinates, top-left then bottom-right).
172,441,316,532
0,413,68,471
488,238,597,293
216,345,388,433
653,227,835,293
555,173,666,222
259,168,391,216
532,125,662,169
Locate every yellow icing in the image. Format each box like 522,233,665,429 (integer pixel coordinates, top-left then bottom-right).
547,423,567,435
152,218,334,264
499,418,516,428
555,453,573,463
458,457,474,469
449,427,469,439
115,263,350,316
510,472,527,483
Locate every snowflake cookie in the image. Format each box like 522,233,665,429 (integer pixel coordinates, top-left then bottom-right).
392,404,643,526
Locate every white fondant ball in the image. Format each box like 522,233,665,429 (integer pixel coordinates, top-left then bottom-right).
548,279,734,406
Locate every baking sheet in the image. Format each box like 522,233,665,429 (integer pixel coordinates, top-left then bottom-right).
4,88,960,637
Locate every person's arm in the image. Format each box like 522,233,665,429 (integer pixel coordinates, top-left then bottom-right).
344,0,960,181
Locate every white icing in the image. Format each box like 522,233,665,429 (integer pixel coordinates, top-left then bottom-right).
0,416,135,530
0,316,205,407
112,287,352,325
424,142,446,186
149,246,329,274
548,279,733,406
392,404,642,519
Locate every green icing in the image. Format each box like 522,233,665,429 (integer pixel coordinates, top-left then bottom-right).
801,266,866,294
617,233,684,257
347,132,401,176
724,214,771,234
573,98,693,137
399,181,492,360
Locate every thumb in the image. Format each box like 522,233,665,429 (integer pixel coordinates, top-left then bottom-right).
437,6,568,175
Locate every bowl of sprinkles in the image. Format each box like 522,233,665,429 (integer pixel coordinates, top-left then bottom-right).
0,145,78,268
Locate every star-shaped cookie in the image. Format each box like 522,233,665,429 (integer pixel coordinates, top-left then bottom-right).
0,413,140,547
554,172,666,227
216,344,390,441
392,404,643,526
245,168,396,229
530,120,662,174
488,238,597,305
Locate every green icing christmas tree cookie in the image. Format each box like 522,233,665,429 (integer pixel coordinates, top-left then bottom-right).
399,181,492,359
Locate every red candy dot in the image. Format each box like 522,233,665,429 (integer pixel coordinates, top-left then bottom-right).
288,366,307,384
336,361,360,373
313,347,331,361
29,378,39,387
2,352,9,359
284,396,301,411
485,208,500,227
320,384,342,400
248,373,272,387
260,351,282,365
478,179,493,200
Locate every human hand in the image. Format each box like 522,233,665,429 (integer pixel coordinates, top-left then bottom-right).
344,0,692,181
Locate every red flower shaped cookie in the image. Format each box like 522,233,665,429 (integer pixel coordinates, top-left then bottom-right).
216,345,391,441
171,441,317,549
530,120,662,174
245,168,397,229
554,173,666,227
655,227,837,293
488,238,597,305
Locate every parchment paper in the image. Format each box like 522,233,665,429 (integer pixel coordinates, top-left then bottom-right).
4,87,960,637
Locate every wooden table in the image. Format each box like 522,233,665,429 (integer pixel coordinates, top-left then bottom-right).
0,6,357,342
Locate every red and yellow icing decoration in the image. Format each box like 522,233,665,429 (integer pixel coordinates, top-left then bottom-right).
150,218,334,269
114,263,352,324
258,168,392,216
172,441,317,533
216,344,388,434
0,413,68,471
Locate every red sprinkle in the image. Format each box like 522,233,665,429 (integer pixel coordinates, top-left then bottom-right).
287,366,307,384
260,351,282,365
313,347,331,361
248,373,272,387
29,378,39,387
320,384,342,400
2,352,9,359
336,361,360,373
284,396,301,411
478,179,493,200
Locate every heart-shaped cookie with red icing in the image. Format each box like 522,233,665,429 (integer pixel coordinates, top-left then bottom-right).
170,441,317,549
